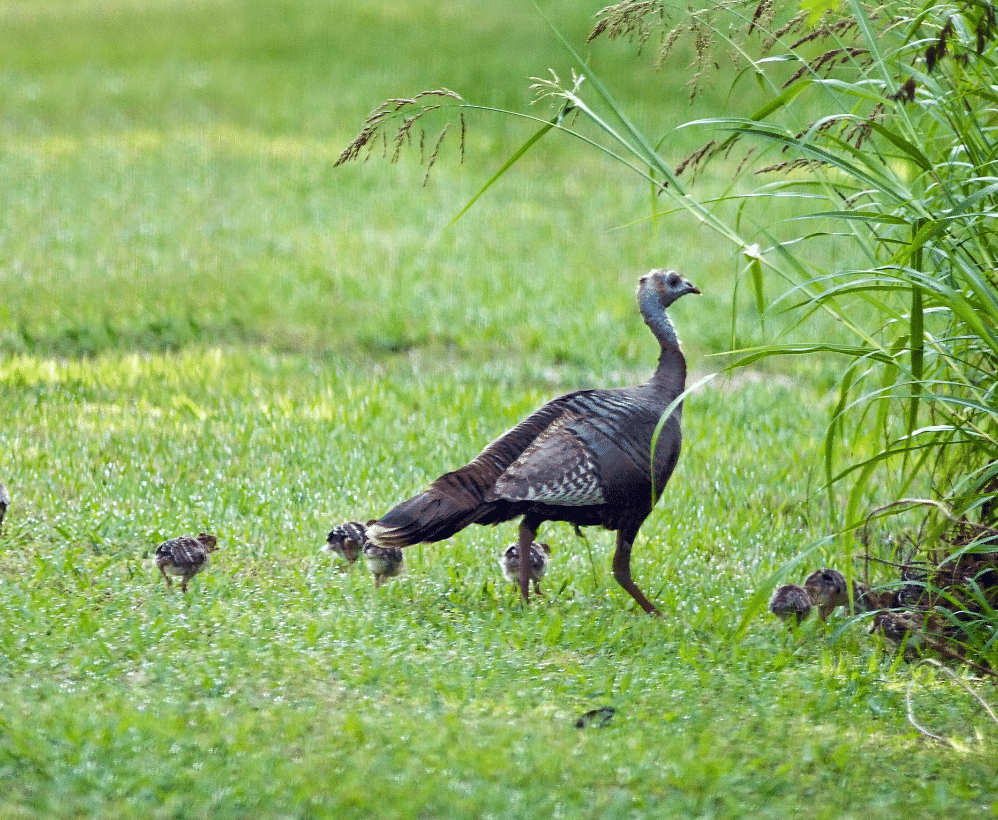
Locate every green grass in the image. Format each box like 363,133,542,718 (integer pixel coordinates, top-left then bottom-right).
2,1,996,817
0,0,825,365
3,351,997,818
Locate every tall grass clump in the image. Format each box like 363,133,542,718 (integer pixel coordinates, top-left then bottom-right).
338,0,998,671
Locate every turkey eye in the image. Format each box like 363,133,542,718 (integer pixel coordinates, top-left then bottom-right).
667,274,680,287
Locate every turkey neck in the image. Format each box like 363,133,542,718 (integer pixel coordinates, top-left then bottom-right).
639,294,688,396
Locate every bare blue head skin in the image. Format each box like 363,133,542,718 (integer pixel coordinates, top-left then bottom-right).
636,269,700,350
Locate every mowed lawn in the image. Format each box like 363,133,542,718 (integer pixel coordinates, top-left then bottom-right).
1,2,996,818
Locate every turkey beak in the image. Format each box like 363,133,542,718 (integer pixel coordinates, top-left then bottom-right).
688,283,701,295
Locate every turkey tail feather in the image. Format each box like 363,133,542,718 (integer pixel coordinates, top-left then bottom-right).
367,401,574,549
366,487,484,548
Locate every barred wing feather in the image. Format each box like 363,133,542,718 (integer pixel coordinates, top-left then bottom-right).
488,410,605,506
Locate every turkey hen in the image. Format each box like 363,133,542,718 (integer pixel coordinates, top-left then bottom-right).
365,269,700,614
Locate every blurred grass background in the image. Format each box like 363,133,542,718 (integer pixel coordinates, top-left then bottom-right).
0,0,795,368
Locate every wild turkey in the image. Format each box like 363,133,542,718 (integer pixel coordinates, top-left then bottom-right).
155,533,219,593
849,580,891,614
871,610,959,661
769,583,813,625
362,543,404,588
323,520,371,565
498,541,552,594
871,611,930,660
0,483,9,533
803,568,849,621
365,269,700,614
575,706,616,729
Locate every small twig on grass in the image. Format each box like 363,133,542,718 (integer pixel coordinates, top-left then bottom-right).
921,659,998,728
849,554,920,569
905,659,998,744
906,675,946,742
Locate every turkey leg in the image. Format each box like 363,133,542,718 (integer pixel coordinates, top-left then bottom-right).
517,518,538,603
612,529,661,615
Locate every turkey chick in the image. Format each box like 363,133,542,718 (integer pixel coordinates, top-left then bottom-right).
769,583,813,626
850,580,891,614
498,541,552,595
363,543,403,588
803,568,849,620
323,520,370,566
0,483,9,533
155,533,219,593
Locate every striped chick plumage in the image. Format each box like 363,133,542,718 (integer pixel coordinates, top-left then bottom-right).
363,543,404,588
804,568,849,621
769,583,813,626
155,533,218,593
323,520,370,566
